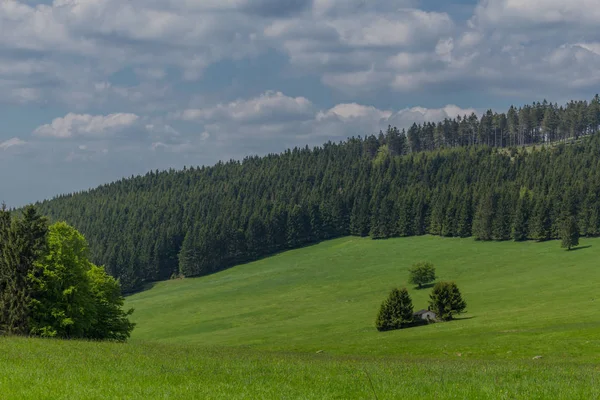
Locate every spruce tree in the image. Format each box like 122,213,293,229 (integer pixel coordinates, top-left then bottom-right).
512,188,531,241
560,215,580,250
0,206,48,334
473,193,494,241
375,298,393,332
375,288,414,331
456,190,473,238
397,195,414,237
531,197,552,241
428,281,467,321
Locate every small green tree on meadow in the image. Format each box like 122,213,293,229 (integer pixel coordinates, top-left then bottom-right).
560,215,580,250
408,262,436,289
428,281,466,321
376,288,414,331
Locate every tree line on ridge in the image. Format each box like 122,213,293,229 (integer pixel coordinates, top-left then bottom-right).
28,95,600,292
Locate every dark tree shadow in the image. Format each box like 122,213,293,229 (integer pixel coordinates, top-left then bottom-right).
452,316,476,321
569,245,592,252
414,283,435,290
123,282,157,297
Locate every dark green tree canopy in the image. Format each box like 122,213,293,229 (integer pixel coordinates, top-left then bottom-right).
428,281,467,321
27,96,600,291
376,288,414,332
561,216,580,251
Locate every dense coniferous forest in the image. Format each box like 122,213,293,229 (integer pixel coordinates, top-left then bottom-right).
33,96,600,292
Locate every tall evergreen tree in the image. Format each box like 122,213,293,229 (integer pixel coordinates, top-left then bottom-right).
428,282,467,321
375,288,414,331
473,193,494,241
560,216,580,251
0,206,48,334
512,188,532,241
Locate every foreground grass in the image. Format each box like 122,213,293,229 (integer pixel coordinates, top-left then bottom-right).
5,236,600,398
1,337,599,399
128,236,600,362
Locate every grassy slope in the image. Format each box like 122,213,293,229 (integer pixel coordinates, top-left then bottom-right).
128,236,600,361
3,236,600,399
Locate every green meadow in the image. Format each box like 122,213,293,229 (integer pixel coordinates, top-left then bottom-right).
3,236,600,398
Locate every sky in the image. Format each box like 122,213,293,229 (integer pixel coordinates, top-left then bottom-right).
1,0,600,207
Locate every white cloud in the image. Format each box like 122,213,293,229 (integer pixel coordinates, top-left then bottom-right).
177,91,477,145
332,10,453,47
0,0,598,110
265,7,455,92
389,105,478,127
0,0,266,108
0,138,27,150
317,103,392,121
177,91,314,123
575,42,600,56
34,113,140,139
312,0,415,17
473,0,600,25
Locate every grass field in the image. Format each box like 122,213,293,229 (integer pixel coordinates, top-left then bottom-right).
3,236,600,398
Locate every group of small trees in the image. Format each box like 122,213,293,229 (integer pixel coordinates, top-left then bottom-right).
0,206,135,341
376,263,466,331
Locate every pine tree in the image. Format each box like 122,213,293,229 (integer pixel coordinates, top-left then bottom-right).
178,229,199,277
375,288,414,331
560,215,580,250
428,281,467,321
473,193,494,241
531,197,552,241
492,192,512,241
375,299,393,332
396,195,414,237
512,188,531,241
0,206,49,334
456,190,473,238
350,197,370,237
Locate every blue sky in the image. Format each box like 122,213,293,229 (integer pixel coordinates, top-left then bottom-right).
1,0,599,206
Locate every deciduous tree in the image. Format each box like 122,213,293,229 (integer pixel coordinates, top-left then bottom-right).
408,262,436,289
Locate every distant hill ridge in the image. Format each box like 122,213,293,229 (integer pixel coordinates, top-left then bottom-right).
34,96,600,292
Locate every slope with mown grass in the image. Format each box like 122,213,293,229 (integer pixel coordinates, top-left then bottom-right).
127,236,600,361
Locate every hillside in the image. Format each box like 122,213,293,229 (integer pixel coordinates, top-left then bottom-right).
4,235,600,399
127,236,600,360
33,96,600,292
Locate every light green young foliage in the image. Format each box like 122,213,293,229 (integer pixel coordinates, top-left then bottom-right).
28,222,94,338
27,222,134,341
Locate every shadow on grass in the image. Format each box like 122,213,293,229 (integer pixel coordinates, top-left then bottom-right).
452,316,476,321
414,283,435,290
123,282,158,297
569,245,592,252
